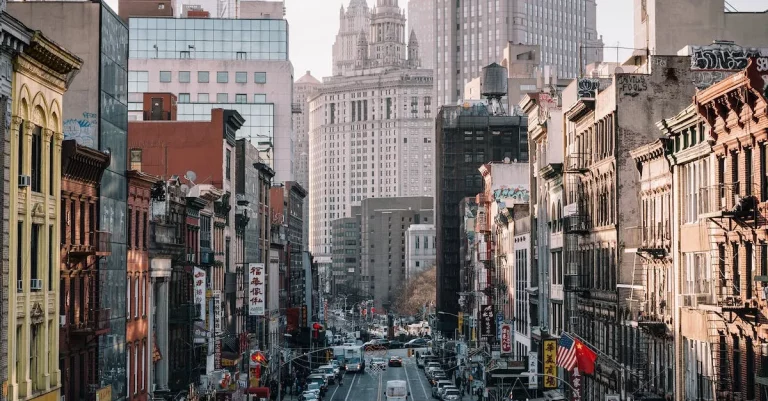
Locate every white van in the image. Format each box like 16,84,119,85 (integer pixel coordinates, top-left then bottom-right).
385,380,409,401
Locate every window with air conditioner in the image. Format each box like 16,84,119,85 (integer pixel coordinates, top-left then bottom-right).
684,252,711,306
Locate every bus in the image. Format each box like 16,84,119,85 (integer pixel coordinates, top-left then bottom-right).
343,345,364,373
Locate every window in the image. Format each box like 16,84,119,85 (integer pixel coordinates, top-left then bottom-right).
17,120,23,177
159,71,171,82
143,212,148,249
127,344,132,395
143,276,147,316
133,342,138,393
198,93,209,103
198,71,209,83
16,221,21,292
31,224,40,283
217,93,228,103
178,93,190,103
217,72,228,83
254,72,267,83
236,72,247,83
235,94,247,103
48,226,53,291
179,71,190,83
226,149,232,180
134,277,139,318
126,273,131,317
31,125,42,192
415,236,420,249
684,253,710,297
254,94,266,103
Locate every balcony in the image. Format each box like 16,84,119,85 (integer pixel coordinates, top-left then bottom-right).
565,153,590,173
564,214,590,234
67,231,112,257
70,308,111,336
564,272,586,292
700,183,758,220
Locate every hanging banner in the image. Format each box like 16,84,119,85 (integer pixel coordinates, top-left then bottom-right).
500,324,513,354
571,367,582,401
213,290,222,335
480,305,495,338
496,313,504,341
301,305,308,327
249,263,266,316
543,339,558,389
193,267,206,321
528,351,538,389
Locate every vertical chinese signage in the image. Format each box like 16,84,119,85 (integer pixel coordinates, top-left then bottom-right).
301,304,308,327
496,313,504,341
249,263,266,316
500,324,512,354
480,305,495,337
323,299,328,326
543,339,558,389
193,267,206,321
528,351,538,389
571,368,582,401
213,290,222,335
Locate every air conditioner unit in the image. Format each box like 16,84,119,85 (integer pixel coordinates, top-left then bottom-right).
18,175,30,188
17,280,22,292
60,315,66,327
30,279,43,291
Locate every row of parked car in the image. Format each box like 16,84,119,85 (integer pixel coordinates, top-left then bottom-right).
417,354,461,401
302,360,344,401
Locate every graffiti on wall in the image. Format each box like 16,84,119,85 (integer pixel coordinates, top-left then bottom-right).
692,70,735,90
63,111,98,148
577,78,600,99
492,185,530,204
690,44,760,71
618,75,648,97
754,57,768,99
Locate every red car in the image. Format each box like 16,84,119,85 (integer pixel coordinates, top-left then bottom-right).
388,356,403,367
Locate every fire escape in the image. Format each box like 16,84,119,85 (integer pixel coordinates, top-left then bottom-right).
66,231,113,340
699,180,760,397
563,152,590,334
622,218,670,391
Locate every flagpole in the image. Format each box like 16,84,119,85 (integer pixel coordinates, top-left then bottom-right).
563,331,625,371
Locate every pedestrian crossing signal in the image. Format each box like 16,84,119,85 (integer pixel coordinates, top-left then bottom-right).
407,349,413,357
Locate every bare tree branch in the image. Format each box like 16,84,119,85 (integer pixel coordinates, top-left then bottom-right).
393,265,436,316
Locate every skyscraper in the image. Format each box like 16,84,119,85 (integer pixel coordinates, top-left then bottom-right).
432,0,603,106
308,0,434,256
294,71,321,249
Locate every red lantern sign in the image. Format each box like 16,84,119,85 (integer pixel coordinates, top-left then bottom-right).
500,324,512,354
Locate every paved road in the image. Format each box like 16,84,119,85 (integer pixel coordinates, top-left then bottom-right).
316,349,475,401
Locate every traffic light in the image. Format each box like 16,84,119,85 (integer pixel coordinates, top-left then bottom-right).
312,322,324,339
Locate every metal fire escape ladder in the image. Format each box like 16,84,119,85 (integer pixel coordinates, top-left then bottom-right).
707,311,730,394
706,220,732,394
621,251,647,319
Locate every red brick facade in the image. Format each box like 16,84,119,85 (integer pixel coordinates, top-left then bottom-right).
126,170,159,401
59,140,110,401
694,58,768,401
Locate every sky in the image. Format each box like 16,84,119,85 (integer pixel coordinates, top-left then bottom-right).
103,0,768,79
282,0,768,81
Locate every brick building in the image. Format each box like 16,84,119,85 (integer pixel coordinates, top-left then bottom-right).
59,140,110,401
126,170,159,400
561,56,696,399
690,57,768,401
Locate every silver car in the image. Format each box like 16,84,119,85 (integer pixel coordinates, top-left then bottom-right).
442,389,461,401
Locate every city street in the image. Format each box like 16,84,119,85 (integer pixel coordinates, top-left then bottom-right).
294,349,473,401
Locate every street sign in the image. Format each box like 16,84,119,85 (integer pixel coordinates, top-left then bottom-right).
500,324,512,354
528,352,538,389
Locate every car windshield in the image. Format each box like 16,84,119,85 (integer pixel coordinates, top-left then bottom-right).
445,390,460,396
373,358,386,363
348,357,360,364
308,383,320,391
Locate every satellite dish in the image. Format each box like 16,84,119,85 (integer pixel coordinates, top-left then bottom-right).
184,170,197,185
614,67,624,74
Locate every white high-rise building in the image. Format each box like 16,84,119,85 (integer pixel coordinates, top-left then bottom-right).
407,0,434,69
308,0,434,256
432,0,603,106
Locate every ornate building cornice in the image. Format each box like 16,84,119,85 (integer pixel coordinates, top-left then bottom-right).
630,138,670,164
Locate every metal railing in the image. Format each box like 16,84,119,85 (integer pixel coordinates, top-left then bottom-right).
71,308,111,335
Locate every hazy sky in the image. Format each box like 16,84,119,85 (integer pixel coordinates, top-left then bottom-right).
105,0,768,79
282,0,768,80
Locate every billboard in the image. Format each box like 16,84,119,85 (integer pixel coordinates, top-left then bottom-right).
249,263,266,316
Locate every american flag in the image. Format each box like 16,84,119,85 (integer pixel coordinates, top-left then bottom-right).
557,334,578,371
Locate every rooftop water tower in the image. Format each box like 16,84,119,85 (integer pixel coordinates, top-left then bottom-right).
481,63,508,116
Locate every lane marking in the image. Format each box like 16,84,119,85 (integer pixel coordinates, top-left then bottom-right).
408,356,429,400
342,373,357,401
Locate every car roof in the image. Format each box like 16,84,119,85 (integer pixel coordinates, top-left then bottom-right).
308,374,325,378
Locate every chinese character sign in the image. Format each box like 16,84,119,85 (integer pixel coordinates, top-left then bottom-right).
480,305,495,338
528,352,538,389
249,263,266,316
213,291,223,335
543,339,558,389
500,324,512,354
571,368,582,401
194,267,206,321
